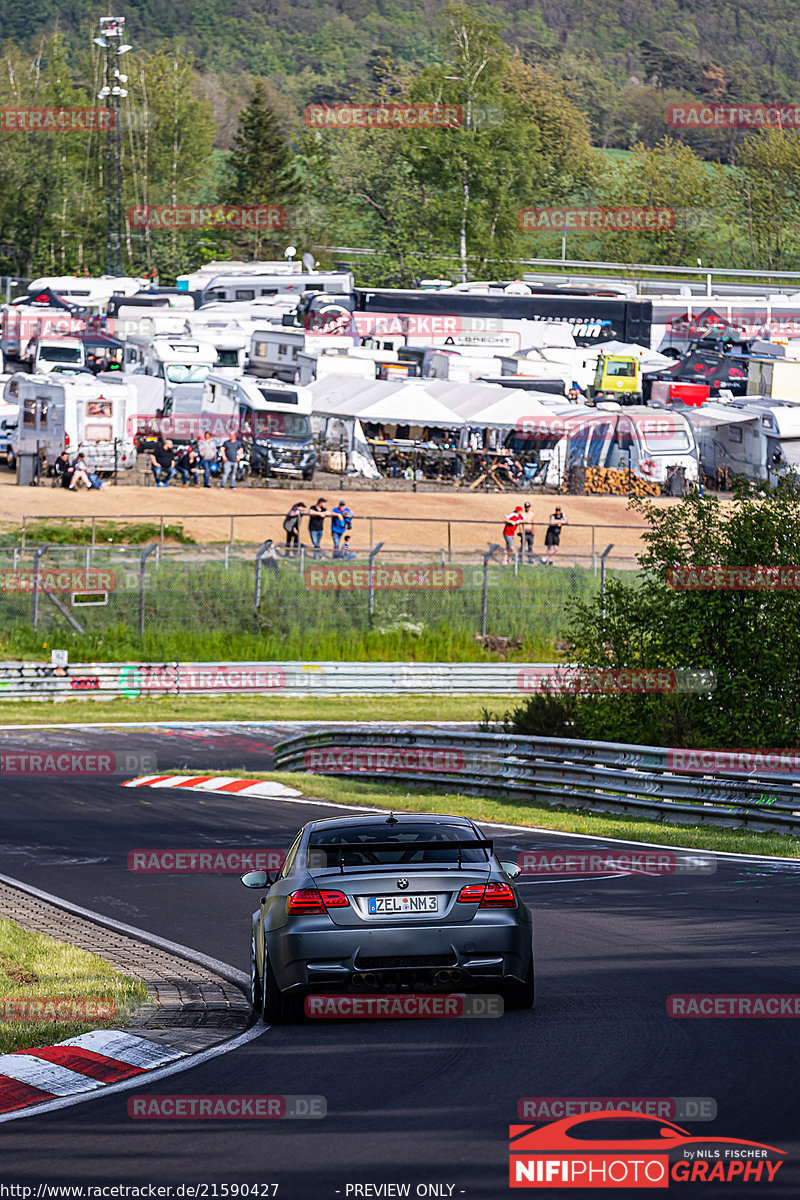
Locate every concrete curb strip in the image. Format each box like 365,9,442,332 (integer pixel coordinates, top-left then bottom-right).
0,876,253,1115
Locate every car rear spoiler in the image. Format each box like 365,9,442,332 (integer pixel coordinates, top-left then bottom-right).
311,839,494,873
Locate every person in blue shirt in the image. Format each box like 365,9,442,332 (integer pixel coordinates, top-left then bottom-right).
330,501,353,552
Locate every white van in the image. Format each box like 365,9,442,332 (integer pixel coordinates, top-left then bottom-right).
27,336,86,373
202,372,316,479
8,372,138,472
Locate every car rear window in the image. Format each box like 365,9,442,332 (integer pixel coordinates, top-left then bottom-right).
307,823,489,867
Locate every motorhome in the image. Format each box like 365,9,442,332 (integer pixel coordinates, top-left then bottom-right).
201,373,316,479
505,405,699,488
747,355,800,402
200,271,353,306
26,336,86,374
0,304,86,359
182,324,247,377
122,334,218,402
685,397,800,482
249,328,353,382
25,276,145,314
7,372,138,472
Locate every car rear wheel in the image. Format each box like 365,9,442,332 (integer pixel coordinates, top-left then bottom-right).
261,954,300,1024
502,960,535,1011
250,932,263,1014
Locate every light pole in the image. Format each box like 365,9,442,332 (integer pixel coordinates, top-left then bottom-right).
95,17,131,276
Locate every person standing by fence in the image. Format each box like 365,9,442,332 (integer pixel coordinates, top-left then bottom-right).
502,505,524,564
198,431,217,488
308,498,329,558
545,506,568,564
520,502,535,564
331,500,353,552
283,501,307,556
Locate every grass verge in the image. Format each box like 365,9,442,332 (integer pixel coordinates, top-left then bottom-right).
0,917,147,1055
208,771,800,860
0,694,493,726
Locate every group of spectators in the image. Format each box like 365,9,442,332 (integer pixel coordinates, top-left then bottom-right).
54,451,106,490
502,503,567,565
149,431,244,489
282,498,355,558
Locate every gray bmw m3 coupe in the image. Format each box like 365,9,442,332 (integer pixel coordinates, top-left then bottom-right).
242,811,534,1022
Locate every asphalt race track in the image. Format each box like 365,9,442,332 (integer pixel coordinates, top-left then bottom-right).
0,723,799,1198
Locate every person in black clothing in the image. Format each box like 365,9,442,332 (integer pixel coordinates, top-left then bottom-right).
176,445,200,486
282,502,307,555
307,498,329,558
54,451,74,489
150,438,177,487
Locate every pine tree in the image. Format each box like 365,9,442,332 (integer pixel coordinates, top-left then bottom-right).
224,81,299,255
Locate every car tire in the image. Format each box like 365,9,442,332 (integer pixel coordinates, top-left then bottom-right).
250,932,263,1015
502,960,535,1011
261,953,299,1024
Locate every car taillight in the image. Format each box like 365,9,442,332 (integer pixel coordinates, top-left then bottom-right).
457,882,516,908
286,888,350,915
64,434,70,447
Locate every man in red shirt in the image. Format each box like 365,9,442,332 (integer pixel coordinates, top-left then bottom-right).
502,505,524,564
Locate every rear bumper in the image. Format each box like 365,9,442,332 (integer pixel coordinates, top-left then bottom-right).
268,915,532,993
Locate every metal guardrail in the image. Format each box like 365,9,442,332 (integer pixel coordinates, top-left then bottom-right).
272,729,800,835
0,660,539,700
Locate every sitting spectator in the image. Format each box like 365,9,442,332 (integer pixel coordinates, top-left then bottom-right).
150,438,176,487
69,452,104,490
176,445,200,486
77,449,106,489
333,534,357,561
54,451,74,489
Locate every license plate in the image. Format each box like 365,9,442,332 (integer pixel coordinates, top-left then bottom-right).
368,895,438,915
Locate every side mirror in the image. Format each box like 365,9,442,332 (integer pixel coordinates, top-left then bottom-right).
241,870,272,889
499,860,521,880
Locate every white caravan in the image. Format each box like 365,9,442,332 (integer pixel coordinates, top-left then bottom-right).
7,372,138,471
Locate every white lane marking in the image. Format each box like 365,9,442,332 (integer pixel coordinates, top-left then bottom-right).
0,1025,267,1124
0,1055,104,1096
60,1030,184,1068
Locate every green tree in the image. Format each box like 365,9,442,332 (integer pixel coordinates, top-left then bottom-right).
510,481,800,748
726,128,800,272
223,79,299,256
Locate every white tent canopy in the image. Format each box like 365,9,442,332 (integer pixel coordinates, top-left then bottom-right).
356,385,465,427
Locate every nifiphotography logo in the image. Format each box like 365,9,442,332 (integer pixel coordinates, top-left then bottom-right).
509,1112,785,1188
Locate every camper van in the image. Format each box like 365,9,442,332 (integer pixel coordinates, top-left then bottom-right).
25,276,145,315
685,397,800,482
7,372,138,472
249,327,354,380
122,334,217,402
505,405,699,489
202,373,316,479
26,335,86,374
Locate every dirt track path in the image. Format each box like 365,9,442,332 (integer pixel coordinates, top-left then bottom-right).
0,472,683,558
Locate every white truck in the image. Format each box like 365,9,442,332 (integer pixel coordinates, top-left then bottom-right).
7,372,138,473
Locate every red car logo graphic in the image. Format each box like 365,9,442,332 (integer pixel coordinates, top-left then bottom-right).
509,1111,785,1189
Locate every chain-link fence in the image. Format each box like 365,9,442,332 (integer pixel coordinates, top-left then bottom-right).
0,543,638,653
